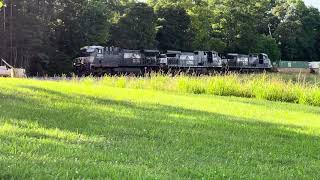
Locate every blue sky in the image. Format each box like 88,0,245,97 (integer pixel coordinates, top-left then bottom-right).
303,0,320,9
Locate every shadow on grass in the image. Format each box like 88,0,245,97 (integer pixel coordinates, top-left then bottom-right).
0,85,320,179
225,96,320,114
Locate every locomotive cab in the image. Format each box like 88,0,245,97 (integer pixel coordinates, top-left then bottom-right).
166,51,181,66
158,54,168,65
207,51,222,67
259,53,272,68
74,46,101,65
249,53,272,68
73,46,104,75
81,46,104,57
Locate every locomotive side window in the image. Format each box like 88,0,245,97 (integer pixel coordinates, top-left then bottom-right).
80,49,90,57
97,49,103,54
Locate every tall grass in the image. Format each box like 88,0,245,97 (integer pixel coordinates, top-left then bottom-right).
91,73,320,106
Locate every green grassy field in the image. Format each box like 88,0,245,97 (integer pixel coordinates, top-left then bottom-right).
1,77,320,179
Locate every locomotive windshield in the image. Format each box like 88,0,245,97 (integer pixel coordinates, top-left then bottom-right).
80,49,91,57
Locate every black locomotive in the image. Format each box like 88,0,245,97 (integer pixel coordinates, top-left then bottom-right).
73,46,272,75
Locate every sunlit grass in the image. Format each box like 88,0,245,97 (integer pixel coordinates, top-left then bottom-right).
0,77,320,179
97,73,320,106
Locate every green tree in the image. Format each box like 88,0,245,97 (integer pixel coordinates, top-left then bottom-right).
254,35,281,62
273,0,320,61
189,1,226,52
212,0,270,53
0,0,112,75
156,6,194,51
110,3,157,49
49,0,111,74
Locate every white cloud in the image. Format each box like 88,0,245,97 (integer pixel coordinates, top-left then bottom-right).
304,0,320,9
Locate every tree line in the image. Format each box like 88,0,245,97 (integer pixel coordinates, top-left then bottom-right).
0,0,319,75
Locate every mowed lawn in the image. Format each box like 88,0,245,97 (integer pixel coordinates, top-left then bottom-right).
0,78,320,179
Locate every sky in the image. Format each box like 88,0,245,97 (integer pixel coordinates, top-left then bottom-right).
303,0,320,9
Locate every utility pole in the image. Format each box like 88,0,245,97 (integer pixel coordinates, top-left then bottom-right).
2,2,5,32
9,0,12,66
2,1,6,65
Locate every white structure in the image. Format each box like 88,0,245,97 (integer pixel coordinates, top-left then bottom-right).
0,58,26,78
309,62,320,73
0,66,10,77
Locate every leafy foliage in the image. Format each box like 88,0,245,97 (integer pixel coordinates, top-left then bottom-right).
156,6,194,51
110,3,157,49
254,35,281,62
0,0,112,75
0,0,319,75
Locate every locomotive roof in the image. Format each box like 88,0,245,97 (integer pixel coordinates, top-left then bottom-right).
166,50,182,54
123,49,141,53
181,52,195,55
194,50,218,53
143,50,160,53
80,46,104,50
249,53,268,56
227,53,239,56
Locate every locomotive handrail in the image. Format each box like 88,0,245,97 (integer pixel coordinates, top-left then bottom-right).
1,58,13,69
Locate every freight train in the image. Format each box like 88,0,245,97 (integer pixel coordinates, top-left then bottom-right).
73,46,272,75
